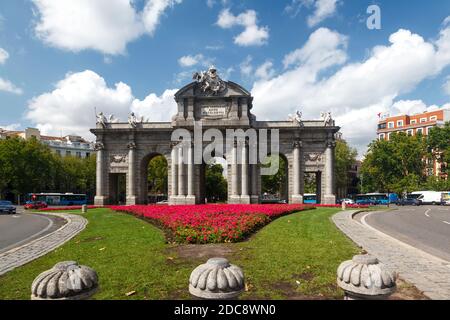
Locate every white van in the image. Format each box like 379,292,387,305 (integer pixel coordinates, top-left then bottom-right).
412,191,443,205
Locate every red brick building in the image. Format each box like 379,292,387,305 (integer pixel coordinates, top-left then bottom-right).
377,108,450,177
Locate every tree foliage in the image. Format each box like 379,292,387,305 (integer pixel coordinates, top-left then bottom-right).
147,155,168,194
205,162,227,203
0,137,96,202
335,140,358,195
361,132,428,194
261,155,287,198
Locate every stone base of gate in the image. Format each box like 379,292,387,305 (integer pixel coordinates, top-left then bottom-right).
323,194,337,205
94,196,108,206
126,196,138,205
185,195,196,205
291,194,304,204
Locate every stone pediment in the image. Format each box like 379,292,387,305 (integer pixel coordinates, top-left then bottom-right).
175,81,251,100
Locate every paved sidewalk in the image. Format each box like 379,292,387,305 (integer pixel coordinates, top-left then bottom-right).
0,213,87,276
333,210,450,300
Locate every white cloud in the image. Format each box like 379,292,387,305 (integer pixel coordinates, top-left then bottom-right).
443,77,450,95
285,0,339,27
31,0,182,55
0,48,9,64
131,89,178,122
142,0,182,35
178,54,206,67
240,55,253,77
0,77,23,95
0,123,21,131
217,9,269,46
251,22,450,157
255,61,275,80
307,0,339,27
26,70,177,138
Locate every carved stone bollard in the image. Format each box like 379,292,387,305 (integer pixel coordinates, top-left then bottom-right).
31,261,98,300
341,201,346,210
189,258,245,300
81,205,88,213
337,254,397,300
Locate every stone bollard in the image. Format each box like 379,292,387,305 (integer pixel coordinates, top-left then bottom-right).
81,204,88,213
31,261,98,300
337,254,396,300
189,258,245,299
341,201,346,210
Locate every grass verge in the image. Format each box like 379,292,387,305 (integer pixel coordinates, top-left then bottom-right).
0,208,359,300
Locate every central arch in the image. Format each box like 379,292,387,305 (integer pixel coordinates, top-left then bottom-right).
139,153,169,204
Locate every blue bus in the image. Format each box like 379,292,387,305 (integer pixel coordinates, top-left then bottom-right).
28,193,88,206
303,194,317,204
356,193,398,205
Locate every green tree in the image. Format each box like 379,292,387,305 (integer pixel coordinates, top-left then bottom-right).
147,155,168,194
261,155,287,198
335,140,358,196
427,123,450,176
361,132,426,194
205,162,227,202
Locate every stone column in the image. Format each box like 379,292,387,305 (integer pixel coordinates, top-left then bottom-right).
230,141,240,204
250,164,259,204
170,143,178,205
240,141,250,204
94,142,108,205
126,142,137,205
324,141,337,204
178,144,186,203
186,142,196,205
291,141,303,204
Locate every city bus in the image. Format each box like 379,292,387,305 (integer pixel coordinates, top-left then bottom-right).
28,193,88,206
303,194,317,204
356,193,398,205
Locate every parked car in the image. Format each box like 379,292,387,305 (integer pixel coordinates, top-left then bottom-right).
441,192,450,206
397,196,422,206
338,198,355,205
24,201,48,210
0,200,16,214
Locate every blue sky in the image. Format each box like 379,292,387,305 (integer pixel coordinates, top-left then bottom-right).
1,0,450,156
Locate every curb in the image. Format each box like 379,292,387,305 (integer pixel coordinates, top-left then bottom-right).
332,210,450,300
0,212,88,276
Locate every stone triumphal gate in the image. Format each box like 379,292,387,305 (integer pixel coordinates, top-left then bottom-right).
91,68,339,206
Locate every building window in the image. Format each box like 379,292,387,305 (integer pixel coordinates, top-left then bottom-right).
410,120,417,125
387,133,392,140
397,120,404,127
420,118,427,123
86,153,90,158
427,126,434,134
378,123,387,130
388,122,394,129
407,129,413,136
430,116,437,121
379,133,385,140
416,128,423,135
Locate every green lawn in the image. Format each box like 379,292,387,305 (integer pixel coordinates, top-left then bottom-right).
0,208,360,300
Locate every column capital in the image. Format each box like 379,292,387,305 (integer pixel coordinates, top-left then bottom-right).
326,141,337,149
94,142,105,151
127,141,137,150
293,140,303,149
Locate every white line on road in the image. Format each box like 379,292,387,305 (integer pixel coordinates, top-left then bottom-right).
443,221,450,225
425,209,431,218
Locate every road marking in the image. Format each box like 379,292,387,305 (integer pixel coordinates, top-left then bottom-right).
12,215,21,218
443,221,450,225
425,209,431,218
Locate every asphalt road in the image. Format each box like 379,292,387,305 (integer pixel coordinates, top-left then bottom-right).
0,208,66,254
361,205,450,262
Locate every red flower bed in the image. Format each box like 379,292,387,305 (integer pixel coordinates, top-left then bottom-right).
110,204,312,244
313,204,370,208
39,205,102,211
